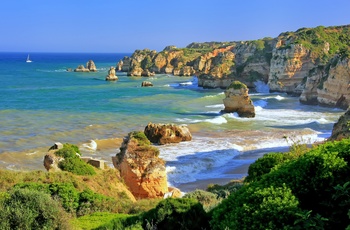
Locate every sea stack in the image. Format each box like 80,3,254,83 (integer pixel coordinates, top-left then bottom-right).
112,131,169,199
74,60,97,72
105,67,118,81
222,81,255,118
86,60,97,72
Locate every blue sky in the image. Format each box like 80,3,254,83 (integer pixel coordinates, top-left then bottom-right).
1,0,349,53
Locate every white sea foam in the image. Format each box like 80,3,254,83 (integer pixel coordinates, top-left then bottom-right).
254,100,268,108
159,137,243,185
204,116,227,124
254,80,270,93
205,104,224,109
203,92,224,98
80,140,97,151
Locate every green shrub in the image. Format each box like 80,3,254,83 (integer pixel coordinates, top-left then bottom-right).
183,189,221,211
142,198,210,230
245,151,300,182
0,188,70,229
58,157,96,176
206,180,243,199
211,184,301,230
227,80,247,90
55,143,80,158
54,143,96,176
211,138,350,229
131,131,151,146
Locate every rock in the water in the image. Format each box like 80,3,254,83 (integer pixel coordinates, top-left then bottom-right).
105,67,118,81
141,81,153,87
73,60,97,72
112,131,169,199
74,65,90,72
144,123,192,145
222,81,255,117
86,60,97,72
328,108,350,141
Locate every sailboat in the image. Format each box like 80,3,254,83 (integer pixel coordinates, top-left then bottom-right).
26,54,32,63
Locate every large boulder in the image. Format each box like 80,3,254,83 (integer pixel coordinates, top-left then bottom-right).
144,123,192,145
112,131,168,199
105,67,118,81
328,108,350,141
222,81,255,117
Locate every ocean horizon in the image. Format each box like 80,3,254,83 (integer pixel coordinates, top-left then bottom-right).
0,52,345,191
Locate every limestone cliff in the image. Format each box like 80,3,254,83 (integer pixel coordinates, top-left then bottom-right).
112,131,168,199
117,25,350,108
328,107,350,141
300,57,350,109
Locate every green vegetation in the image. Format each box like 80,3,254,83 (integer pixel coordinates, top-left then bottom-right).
0,188,70,229
279,25,350,64
128,131,160,158
55,143,96,176
211,138,350,229
183,189,221,212
1,136,350,229
227,80,248,90
142,198,210,230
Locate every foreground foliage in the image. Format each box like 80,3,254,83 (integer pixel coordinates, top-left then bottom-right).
0,188,70,230
211,138,350,229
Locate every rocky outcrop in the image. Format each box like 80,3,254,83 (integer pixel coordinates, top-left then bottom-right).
328,108,350,141
300,57,350,109
308,57,348,108
74,65,90,72
86,60,97,72
74,60,97,72
144,123,192,145
105,67,118,81
112,132,168,199
44,142,64,172
141,81,153,87
222,81,255,117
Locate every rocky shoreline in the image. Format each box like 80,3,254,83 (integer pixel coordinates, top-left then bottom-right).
116,25,350,109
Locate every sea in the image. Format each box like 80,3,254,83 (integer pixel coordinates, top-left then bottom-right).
0,52,345,191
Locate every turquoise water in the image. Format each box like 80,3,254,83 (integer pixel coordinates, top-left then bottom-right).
0,52,345,189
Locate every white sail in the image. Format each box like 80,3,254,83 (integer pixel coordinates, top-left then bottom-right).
26,54,32,63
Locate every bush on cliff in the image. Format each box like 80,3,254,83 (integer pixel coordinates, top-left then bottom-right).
227,80,247,90
183,189,221,212
55,143,96,176
0,188,70,229
211,138,350,229
142,198,210,230
13,182,118,216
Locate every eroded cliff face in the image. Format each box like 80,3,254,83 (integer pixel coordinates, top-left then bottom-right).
328,107,350,141
300,57,350,109
113,132,168,199
268,43,315,94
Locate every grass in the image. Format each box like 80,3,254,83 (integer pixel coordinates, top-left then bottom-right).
70,212,133,230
